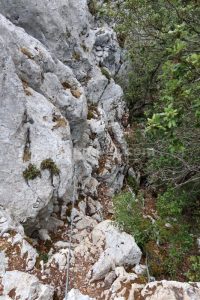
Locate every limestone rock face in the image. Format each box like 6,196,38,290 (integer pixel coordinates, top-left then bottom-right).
0,1,131,298
0,14,74,227
0,0,92,63
1,271,54,300
0,0,127,229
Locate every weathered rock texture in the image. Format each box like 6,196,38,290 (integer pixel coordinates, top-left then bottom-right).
140,281,200,300
0,1,129,298
89,220,142,281
67,289,95,300
0,0,127,230
2,271,54,300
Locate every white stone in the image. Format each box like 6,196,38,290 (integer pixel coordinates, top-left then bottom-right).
0,208,24,236
66,289,95,300
2,271,54,300
0,15,74,226
134,264,147,275
48,249,71,270
21,239,38,271
128,283,145,300
76,216,97,230
55,241,70,250
38,229,51,241
0,252,8,276
90,220,142,281
197,237,200,250
78,201,87,215
141,281,200,300
105,271,117,287
115,266,137,282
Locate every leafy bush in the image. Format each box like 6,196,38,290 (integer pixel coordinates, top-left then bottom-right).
185,256,200,281
106,0,200,192
107,0,200,281
113,190,195,279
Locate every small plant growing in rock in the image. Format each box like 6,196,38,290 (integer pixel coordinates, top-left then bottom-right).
101,67,111,82
87,104,99,120
23,164,41,182
72,51,81,61
40,158,60,176
87,110,94,120
40,252,49,263
88,0,98,15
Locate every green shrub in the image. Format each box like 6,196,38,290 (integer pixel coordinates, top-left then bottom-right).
185,256,200,281
156,188,187,218
107,0,200,193
126,175,139,192
87,104,98,120
113,192,154,249
113,190,195,279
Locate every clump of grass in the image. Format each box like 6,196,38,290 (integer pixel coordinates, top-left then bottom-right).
41,158,60,176
23,164,41,182
87,104,99,120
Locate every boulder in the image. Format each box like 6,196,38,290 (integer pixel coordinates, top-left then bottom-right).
140,281,200,300
90,220,142,281
1,271,54,300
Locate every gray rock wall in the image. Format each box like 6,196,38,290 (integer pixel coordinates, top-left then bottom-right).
0,1,127,230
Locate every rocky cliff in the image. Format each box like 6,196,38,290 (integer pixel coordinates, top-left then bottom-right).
0,0,127,230
0,1,199,300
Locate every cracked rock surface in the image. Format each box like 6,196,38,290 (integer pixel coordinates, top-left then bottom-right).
0,0,126,229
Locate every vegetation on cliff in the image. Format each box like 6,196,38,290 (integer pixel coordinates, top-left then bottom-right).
105,0,200,280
